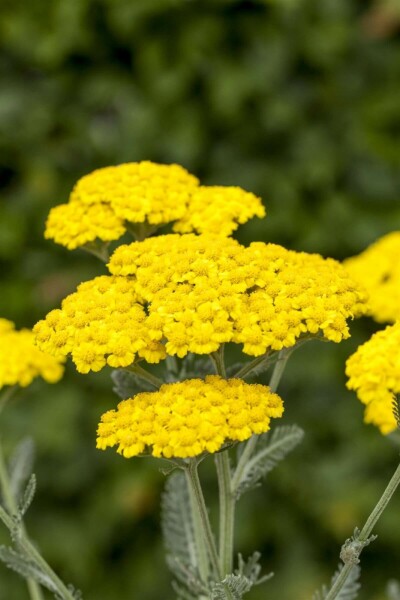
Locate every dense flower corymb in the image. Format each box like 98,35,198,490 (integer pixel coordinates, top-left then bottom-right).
34,234,367,373
0,319,64,389
33,276,166,373
346,321,400,434
173,186,265,236
96,376,284,458
344,232,400,323
45,161,199,249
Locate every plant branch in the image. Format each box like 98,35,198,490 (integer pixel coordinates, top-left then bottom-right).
124,363,163,389
324,461,400,600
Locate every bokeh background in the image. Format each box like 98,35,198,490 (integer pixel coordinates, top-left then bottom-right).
1,0,400,598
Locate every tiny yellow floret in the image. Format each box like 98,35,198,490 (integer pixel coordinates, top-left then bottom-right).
96,376,284,458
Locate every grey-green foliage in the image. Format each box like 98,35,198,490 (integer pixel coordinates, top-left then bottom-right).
235,425,304,499
0,546,59,593
312,564,361,600
387,580,400,600
161,471,207,598
8,438,35,501
211,552,273,600
111,368,155,399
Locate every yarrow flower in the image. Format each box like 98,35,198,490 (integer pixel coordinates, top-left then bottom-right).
0,319,64,389
343,232,400,323
96,376,284,458
346,321,400,434
44,162,266,250
34,234,367,374
172,185,265,236
45,161,199,250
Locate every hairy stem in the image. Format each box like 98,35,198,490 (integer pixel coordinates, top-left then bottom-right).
232,348,291,494
215,451,235,576
125,363,163,388
185,459,221,582
325,462,400,600
210,346,227,378
0,443,73,599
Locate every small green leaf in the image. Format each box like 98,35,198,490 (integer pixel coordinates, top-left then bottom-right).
9,438,35,502
111,368,154,399
18,474,36,519
235,425,304,498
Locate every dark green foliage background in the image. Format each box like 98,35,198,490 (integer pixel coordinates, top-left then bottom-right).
1,0,400,598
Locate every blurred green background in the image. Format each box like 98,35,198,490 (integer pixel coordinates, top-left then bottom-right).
1,0,400,598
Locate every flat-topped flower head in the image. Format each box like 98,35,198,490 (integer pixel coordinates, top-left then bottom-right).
344,232,400,323
96,376,284,458
35,235,367,373
173,185,265,236
346,322,400,434
45,161,199,250
110,234,367,357
44,162,268,251
0,319,64,389
45,202,126,250
33,276,166,374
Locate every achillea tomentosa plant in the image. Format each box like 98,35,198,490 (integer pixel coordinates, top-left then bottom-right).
1,161,400,599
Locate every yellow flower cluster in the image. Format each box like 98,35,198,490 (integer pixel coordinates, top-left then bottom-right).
173,186,265,236
44,162,266,250
33,276,166,374
96,376,283,458
34,234,367,373
45,162,199,250
344,232,400,323
0,319,64,389
346,321,400,434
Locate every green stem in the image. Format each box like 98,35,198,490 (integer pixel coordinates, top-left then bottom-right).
210,346,227,378
215,452,234,576
0,444,67,600
231,348,291,494
233,354,272,380
82,242,109,262
125,363,163,388
185,468,210,584
325,462,400,600
185,459,221,581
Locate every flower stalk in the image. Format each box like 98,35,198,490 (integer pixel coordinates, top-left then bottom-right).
325,461,400,600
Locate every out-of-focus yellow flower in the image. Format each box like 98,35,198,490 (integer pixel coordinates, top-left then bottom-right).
34,234,367,374
173,185,265,236
346,321,400,434
0,319,64,389
96,376,283,458
344,232,400,323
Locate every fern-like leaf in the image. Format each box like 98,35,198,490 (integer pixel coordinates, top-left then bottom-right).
0,545,57,593
211,574,253,599
162,470,201,595
312,564,361,600
235,425,304,498
9,438,35,502
18,474,36,519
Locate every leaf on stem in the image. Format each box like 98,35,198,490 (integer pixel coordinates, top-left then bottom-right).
0,545,58,594
235,425,304,499
111,368,154,399
18,474,36,519
312,564,361,600
162,471,205,595
9,438,35,502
